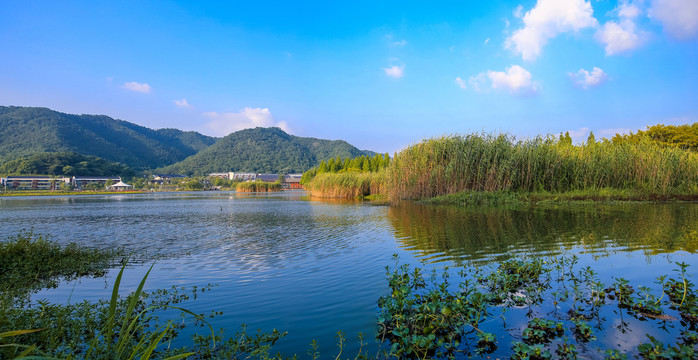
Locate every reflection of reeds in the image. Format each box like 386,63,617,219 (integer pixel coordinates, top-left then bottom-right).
305,172,386,198
387,134,698,201
388,203,698,263
235,181,282,192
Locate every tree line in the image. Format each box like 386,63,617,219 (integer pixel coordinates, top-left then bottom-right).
300,153,390,184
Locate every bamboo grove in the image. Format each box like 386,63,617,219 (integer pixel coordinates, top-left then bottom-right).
301,153,390,198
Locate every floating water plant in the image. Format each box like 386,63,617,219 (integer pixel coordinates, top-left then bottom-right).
377,255,698,359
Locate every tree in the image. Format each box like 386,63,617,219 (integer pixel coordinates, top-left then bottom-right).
362,157,371,172
183,178,204,190
586,131,596,145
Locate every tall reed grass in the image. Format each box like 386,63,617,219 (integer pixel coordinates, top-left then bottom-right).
304,171,386,199
235,181,281,192
387,133,698,201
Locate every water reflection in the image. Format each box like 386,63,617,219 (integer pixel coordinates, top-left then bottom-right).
388,202,698,264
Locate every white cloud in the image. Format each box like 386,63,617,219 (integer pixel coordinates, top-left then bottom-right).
383,64,405,79
469,65,540,95
393,39,408,47
454,77,467,89
203,107,289,136
122,81,152,93
487,65,540,94
649,0,698,39
619,0,643,18
596,1,648,55
505,0,598,61
173,98,192,109
468,73,488,92
514,5,524,19
596,20,644,54
569,67,608,89
484,37,490,45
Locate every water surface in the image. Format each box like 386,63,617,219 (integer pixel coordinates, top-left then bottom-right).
1,192,696,356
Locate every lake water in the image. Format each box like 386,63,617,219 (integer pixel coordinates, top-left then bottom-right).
1,191,697,357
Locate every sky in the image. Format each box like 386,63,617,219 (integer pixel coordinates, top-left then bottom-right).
1,0,697,153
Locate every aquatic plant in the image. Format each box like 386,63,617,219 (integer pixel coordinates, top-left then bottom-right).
377,256,698,359
235,181,282,192
304,171,386,199
0,231,123,303
387,133,698,201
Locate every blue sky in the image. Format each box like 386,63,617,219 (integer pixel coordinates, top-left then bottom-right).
1,0,696,153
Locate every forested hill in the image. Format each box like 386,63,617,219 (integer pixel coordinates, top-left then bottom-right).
158,127,372,175
0,106,217,170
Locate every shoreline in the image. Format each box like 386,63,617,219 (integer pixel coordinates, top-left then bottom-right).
421,189,698,206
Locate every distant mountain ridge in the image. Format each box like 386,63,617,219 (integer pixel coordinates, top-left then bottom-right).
157,127,373,175
0,106,374,175
0,106,217,170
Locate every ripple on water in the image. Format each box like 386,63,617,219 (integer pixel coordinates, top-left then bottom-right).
3,193,698,356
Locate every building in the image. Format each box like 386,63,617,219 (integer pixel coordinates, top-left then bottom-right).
72,176,121,190
257,174,279,183
150,174,187,185
229,172,257,181
107,180,133,191
4,176,70,190
208,173,229,179
283,174,303,189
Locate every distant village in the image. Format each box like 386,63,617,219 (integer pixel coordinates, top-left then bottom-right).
0,172,303,191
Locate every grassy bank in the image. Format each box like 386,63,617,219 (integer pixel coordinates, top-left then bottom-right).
235,181,282,192
304,171,386,199
422,188,698,206
387,133,698,201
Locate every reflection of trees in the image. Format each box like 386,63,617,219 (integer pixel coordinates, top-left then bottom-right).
388,203,698,264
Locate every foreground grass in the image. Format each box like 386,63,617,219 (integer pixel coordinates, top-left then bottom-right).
0,232,124,303
0,233,286,359
423,188,698,206
387,133,698,201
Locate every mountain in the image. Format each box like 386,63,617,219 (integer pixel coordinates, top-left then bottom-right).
0,106,217,170
0,152,135,177
158,127,371,175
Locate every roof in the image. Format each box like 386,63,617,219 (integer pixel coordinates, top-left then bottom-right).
6,176,52,180
152,174,187,178
257,174,279,182
110,181,131,187
73,176,121,180
284,174,302,183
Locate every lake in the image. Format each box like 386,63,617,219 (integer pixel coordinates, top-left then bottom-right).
1,191,697,357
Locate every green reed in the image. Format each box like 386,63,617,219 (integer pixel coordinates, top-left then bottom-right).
235,181,282,192
0,231,123,304
304,171,386,199
386,133,698,201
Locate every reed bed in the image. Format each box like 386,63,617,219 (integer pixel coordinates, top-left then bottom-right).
235,181,281,192
387,133,698,201
304,171,386,199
